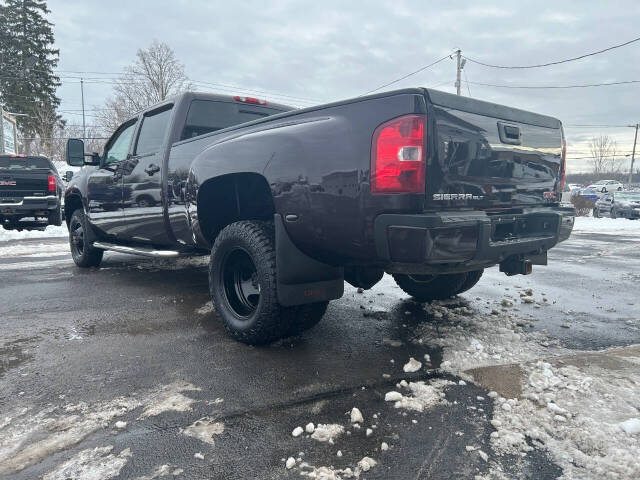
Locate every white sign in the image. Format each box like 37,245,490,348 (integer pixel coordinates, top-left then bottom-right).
2,115,17,154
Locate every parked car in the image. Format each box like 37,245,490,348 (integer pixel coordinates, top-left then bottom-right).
588,179,623,193
578,186,603,203
0,154,63,231
64,89,574,344
594,191,640,219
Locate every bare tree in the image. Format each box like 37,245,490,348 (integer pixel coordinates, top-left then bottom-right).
589,135,619,175
24,102,65,165
98,40,190,130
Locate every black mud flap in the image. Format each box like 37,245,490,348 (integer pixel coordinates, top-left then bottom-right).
275,214,344,307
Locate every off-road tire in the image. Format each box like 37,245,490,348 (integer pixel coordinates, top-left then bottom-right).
286,301,329,336
69,209,103,268
456,269,484,295
392,272,467,302
209,220,295,345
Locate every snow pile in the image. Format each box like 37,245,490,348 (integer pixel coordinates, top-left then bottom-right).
385,379,453,412
0,241,69,258
402,357,422,373
489,358,640,479
572,216,640,235
298,456,378,479
0,224,67,242
415,300,557,373
413,299,640,479
310,424,344,444
350,407,363,424
42,446,131,480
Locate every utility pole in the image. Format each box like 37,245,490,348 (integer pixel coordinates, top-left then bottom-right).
0,105,4,154
629,123,639,187
80,78,86,144
455,49,462,96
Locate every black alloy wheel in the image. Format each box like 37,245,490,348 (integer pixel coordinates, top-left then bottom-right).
220,248,261,318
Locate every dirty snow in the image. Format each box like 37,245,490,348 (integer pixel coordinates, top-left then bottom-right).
181,417,224,445
298,456,377,479
387,379,453,412
402,357,422,373
0,382,199,476
42,446,131,480
310,424,344,443
408,294,640,479
195,301,214,315
350,407,363,424
139,382,200,418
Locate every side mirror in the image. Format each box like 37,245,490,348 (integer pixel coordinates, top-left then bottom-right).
66,138,85,166
65,171,74,182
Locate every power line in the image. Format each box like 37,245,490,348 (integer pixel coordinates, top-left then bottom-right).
463,35,640,69
465,79,640,89
360,53,453,96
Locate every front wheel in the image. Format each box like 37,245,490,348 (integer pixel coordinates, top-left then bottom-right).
209,220,296,345
69,209,103,268
593,208,600,218
392,273,467,302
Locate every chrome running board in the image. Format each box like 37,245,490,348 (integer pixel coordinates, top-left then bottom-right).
92,242,181,258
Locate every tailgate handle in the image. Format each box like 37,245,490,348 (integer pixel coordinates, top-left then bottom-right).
497,122,522,145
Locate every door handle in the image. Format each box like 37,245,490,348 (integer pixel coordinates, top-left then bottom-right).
144,163,160,176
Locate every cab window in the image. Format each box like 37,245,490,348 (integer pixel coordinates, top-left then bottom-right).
135,106,173,155
104,121,137,164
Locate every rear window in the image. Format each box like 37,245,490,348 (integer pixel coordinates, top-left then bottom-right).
181,100,286,141
0,156,53,170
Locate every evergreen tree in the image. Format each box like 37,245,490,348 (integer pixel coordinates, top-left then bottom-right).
0,0,61,139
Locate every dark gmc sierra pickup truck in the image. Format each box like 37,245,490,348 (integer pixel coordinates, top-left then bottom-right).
64,89,574,344
0,154,63,230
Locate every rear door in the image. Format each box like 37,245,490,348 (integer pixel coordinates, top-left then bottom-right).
425,89,563,210
120,104,173,244
86,120,137,237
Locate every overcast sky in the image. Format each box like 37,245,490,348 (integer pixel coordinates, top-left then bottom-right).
49,0,640,173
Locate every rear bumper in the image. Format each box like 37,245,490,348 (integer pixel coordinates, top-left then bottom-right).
374,206,575,274
0,195,60,216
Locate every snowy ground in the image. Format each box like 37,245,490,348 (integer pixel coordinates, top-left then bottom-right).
0,224,68,242
1,217,639,479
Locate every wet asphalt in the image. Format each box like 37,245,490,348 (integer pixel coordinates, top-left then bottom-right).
0,228,638,479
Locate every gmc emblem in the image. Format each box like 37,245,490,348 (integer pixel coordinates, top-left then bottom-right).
0,180,17,186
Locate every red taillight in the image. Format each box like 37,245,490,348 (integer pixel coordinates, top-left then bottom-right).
371,114,426,194
233,95,268,105
48,174,56,192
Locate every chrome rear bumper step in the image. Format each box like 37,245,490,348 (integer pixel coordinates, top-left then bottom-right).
92,242,181,258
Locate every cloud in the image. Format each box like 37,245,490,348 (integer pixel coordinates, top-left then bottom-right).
47,0,640,173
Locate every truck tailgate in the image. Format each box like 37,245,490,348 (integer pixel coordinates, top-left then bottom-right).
424,89,564,209
0,170,50,199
